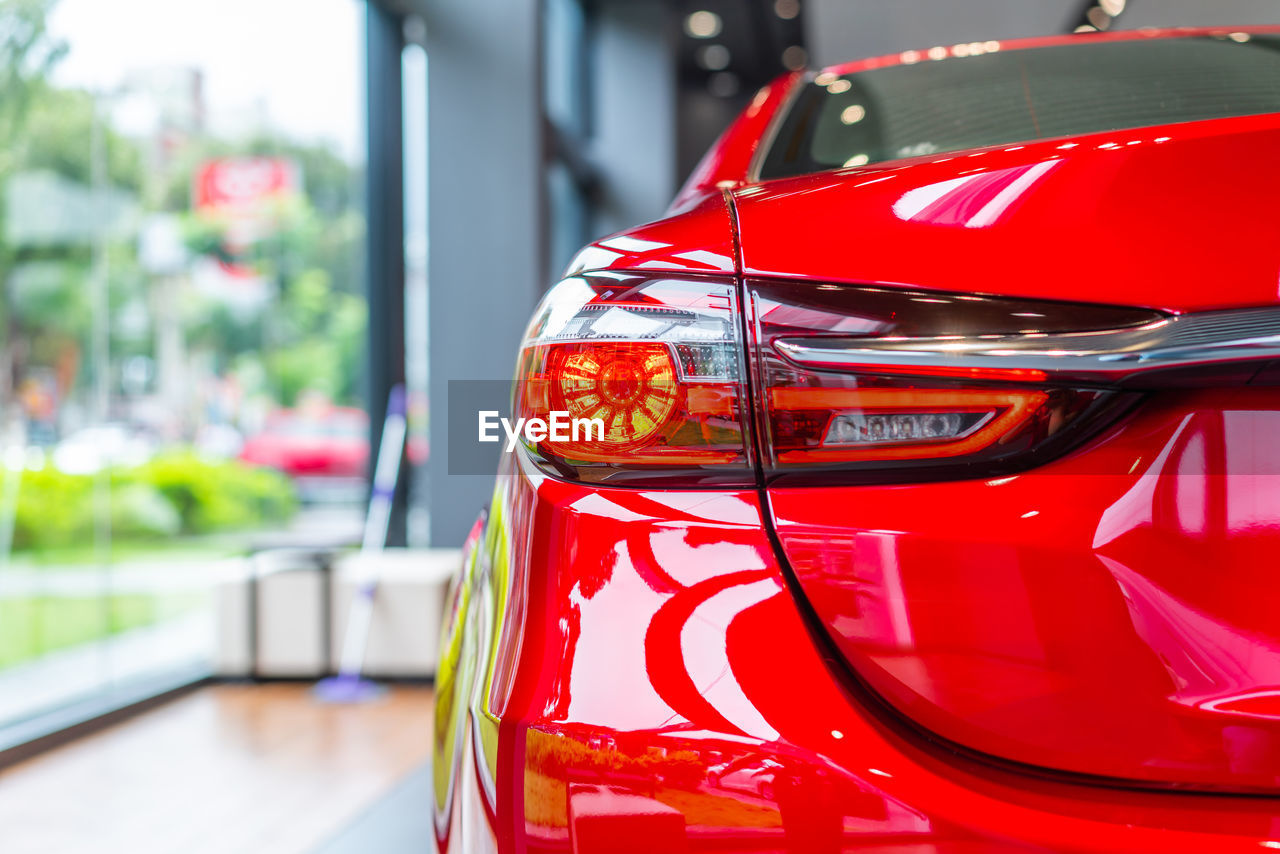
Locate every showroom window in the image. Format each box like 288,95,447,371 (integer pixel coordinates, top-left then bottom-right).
0,0,368,733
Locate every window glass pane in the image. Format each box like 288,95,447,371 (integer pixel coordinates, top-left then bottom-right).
761,35,1280,178
0,0,366,727
403,36,429,546
543,0,588,138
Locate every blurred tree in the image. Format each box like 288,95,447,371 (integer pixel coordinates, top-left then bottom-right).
0,0,366,428
0,83,148,416
0,0,66,164
178,140,366,408
16,86,144,188
0,0,66,405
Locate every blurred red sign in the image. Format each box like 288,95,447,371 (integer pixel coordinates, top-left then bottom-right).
194,157,300,213
193,157,301,262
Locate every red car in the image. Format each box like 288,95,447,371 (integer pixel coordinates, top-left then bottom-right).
239,405,369,488
435,27,1280,852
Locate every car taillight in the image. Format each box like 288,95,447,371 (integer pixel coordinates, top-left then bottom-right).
747,279,1164,483
514,272,753,485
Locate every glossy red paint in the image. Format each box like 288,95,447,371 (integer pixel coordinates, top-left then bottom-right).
734,112,1280,313
436,27,1280,853
771,388,1280,793
433,455,1280,852
562,191,736,278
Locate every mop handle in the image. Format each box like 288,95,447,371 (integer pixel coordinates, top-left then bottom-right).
336,385,407,678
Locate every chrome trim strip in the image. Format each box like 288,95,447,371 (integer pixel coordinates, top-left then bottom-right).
824,410,996,447
773,307,1280,384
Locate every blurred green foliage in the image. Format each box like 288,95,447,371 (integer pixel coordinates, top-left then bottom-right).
0,0,367,417
182,189,367,408
11,454,298,551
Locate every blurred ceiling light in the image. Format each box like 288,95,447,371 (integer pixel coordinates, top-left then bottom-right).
826,79,852,94
1085,7,1112,29
843,153,870,167
840,104,866,124
698,43,731,70
983,40,1000,52
953,42,971,57
927,46,947,60
708,71,740,97
774,0,800,20
900,49,921,64
1229,32,1251,43
814,71,837,85
782,45,807,69
684,10,722,39
1099,0,1125,14
1074,24,1097,33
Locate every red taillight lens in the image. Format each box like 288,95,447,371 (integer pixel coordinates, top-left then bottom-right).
514,273,753,485
512,274,1165,484
748,279,1160,482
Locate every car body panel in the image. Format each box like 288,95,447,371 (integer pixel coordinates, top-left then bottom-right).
733,112,1280,313
563,191,737,278
433,455,1280,852
770,388,1280,793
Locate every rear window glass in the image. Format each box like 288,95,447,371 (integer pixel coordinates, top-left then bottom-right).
759,35,1280,179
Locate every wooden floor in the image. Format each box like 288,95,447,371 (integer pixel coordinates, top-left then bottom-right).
0,683,435,854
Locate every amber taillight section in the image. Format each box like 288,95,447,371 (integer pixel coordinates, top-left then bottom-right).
748,279,1160,483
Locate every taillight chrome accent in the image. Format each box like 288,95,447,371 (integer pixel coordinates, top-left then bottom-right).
773,305,1280,387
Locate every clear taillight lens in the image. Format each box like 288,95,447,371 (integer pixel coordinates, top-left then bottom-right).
748,279,1161,482
514,272,753,485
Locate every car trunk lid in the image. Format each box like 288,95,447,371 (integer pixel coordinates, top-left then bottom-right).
736,118,1280,792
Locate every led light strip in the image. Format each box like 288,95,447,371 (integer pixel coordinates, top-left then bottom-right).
773,306,1280,385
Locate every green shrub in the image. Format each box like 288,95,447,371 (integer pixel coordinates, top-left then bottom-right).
109,483,182,539
7,451,298,551
126,452,298,534
10,465,94,550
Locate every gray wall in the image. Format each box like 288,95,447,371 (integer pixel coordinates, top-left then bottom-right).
589,0,678,238
420,0,678,546
423,0,543,546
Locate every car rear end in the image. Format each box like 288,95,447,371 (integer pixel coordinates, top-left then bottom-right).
435,27,1280,853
